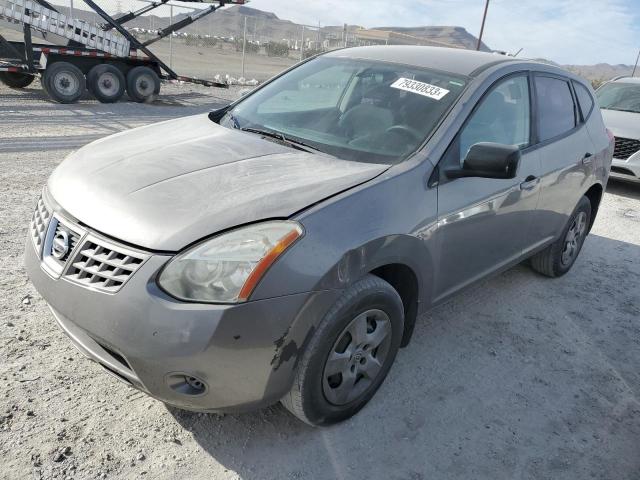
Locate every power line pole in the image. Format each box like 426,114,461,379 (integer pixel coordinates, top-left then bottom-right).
242,16,247,79
169,5,173,69
633,48,640,77
476,0,490,51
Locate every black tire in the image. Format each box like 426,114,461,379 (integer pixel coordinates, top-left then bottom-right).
126,66,160,103
87,64,125,103
281,274,404,426
44,62,86,104
530,196,592,277
0,71,35,88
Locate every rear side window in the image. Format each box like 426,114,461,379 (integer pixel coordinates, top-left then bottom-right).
534,76,576,141
573,81,594,120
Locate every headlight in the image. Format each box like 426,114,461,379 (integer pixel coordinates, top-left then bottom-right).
158,221,303,303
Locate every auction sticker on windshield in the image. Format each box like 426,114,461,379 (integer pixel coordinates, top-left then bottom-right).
391,78,450,100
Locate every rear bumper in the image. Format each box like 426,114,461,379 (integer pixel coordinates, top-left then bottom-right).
610,157,640,182
25,235,341,412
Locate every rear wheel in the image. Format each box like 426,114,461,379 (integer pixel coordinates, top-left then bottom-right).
44,62,86,104
0,71,35,88
126,66,160,103
530,196,591,277
88,64,125,103
281,274,404,426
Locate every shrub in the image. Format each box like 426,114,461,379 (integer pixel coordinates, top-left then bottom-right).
266,41,289,57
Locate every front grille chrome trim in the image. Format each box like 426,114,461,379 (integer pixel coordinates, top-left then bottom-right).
31,194,149,294
30,195,51,257
41,216,86,278
64,234,149,294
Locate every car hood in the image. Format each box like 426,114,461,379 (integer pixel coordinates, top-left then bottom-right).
48,114,389,251
601,109,640,140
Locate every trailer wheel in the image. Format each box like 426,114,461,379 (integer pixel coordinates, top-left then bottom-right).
0,72,35,88
44,62,86,104
126,66,160,103
88,64,125,103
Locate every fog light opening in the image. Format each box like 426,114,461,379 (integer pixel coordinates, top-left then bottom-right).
166,373,208,396
185,376,205,392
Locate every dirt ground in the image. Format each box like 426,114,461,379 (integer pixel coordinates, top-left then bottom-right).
1,82,640,480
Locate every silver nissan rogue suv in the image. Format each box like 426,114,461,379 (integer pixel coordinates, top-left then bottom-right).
25,46,613,426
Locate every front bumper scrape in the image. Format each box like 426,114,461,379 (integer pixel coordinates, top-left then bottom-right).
25,236,342,412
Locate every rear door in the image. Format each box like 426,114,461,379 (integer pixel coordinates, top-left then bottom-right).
531,74,596,244
433,73,543,303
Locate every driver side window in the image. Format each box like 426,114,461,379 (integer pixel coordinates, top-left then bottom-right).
459,75,531,164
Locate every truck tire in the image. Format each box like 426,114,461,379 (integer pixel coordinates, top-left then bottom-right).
44,62,86,104
281,274,404,426
0,71,35,88
88,64,125,103
126,66,160,103
530,196,592,277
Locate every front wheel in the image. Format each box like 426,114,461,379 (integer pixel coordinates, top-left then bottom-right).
530,195,592,277
281,275,404,426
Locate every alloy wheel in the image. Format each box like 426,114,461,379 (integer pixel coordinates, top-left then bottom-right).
561,211,587,266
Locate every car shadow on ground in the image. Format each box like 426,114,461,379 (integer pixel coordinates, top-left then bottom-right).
169,233,640,480
607,179,640,200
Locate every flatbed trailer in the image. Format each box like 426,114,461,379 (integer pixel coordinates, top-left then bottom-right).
0,0,247,103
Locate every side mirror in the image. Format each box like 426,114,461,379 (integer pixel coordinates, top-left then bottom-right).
446,142,521,180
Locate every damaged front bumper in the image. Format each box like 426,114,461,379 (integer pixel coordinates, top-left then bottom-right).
25,232,340,413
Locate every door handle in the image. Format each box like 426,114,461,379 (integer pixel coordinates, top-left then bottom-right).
582,152,593,165
520,175,539,191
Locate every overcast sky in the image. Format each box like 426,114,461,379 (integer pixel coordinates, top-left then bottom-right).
246,0,640,66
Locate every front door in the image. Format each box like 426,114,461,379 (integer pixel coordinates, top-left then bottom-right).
432,73,543,303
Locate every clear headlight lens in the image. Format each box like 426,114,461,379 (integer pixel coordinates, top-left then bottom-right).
158,221,303,303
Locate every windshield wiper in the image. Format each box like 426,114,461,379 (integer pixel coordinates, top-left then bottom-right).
240,127,321,153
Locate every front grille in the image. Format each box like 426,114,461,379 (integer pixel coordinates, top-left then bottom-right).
30,196,51,253
50,222,82,266
65,239,146,293
613,137,640,160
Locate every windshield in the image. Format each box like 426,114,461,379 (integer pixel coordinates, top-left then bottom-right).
220,56,467,163
596,82,640,113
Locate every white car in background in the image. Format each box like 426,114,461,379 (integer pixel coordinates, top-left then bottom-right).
596,76,640,183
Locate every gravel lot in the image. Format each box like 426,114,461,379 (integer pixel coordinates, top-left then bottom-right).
1,82,640,480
